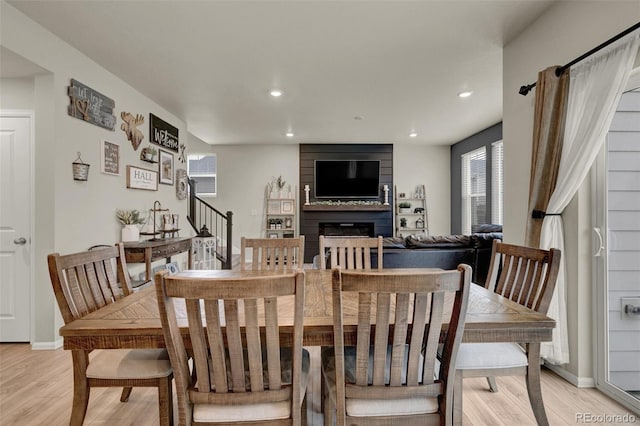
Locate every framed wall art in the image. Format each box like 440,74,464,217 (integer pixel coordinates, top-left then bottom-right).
126,165,158,191
159,149,174,185
176,168,188,200
100,139,120,175
281,200,294,213
267,200,281,214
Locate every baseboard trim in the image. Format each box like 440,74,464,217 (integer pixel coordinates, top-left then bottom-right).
544,362,595,388
31,339,63,350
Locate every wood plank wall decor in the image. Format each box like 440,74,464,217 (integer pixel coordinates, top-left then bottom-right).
299,144,393,263
67,79,116,130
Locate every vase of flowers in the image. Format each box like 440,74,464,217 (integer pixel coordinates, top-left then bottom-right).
116,209,145,242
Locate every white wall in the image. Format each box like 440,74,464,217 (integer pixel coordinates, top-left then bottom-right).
1,2,195,346
504,0,640,381
0,77,34,109
394,143,450,236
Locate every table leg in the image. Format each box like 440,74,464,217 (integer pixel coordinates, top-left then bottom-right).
70,350,90,426
526,343,549,426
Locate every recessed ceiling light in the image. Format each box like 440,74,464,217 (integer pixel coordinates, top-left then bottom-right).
458,91,473,98
286,132,294,137
270,89,282,97
409,132,417,138
353,115,364,121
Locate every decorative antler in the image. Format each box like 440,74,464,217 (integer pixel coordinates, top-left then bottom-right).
120,111,145,150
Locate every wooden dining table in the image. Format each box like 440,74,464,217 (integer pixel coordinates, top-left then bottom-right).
60,268,555,424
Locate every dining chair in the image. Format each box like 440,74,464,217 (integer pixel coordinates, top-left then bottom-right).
453,240,561,423
47,243,173,426
240,236,305,271
155,269,310,425
322,266,471,425
318,235,383,270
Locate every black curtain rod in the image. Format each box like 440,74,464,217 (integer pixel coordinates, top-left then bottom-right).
519,21,640,96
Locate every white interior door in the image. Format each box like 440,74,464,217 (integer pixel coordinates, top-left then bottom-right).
0,114,32,342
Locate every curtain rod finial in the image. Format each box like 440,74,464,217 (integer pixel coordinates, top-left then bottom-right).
519,84,535,96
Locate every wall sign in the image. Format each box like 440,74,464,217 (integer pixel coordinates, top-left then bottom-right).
101,139,120,175
126,165,158,191
149,113,179,152
67,79,116,130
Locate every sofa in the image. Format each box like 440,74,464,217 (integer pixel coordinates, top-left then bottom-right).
372,225,503,286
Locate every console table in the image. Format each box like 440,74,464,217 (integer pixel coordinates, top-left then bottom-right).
123,237,192,284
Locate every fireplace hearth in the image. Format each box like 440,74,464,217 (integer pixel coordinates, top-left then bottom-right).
319,222,375,237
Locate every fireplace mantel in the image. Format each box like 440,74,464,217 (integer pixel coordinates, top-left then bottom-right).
303,204,390,212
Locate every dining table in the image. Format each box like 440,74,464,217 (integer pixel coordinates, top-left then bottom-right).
59,268,555,424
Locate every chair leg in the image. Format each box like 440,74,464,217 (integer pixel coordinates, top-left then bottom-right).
158,375,174,426
301,392,308,426
486,376,498,393
70,351,90,426
120,387,133,402
453,370,463,426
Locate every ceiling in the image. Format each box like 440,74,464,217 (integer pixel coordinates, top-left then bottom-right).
5,0,555,146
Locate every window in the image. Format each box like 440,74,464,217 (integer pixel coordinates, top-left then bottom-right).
461,147,486,234
491,141,504,226
187,154,217,196
450,123,502,235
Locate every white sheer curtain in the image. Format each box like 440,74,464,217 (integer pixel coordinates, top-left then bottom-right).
540,33,640,364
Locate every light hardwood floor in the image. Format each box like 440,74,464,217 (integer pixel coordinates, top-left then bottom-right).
0,344,635,425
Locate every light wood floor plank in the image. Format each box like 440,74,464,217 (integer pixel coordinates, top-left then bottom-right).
0,344,634,425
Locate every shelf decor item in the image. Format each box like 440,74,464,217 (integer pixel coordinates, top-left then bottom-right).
72,152,90,181
116,208,145,242
398,201,412,214
140,145,157,162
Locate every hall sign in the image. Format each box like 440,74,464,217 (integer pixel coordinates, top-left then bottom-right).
149,113,179,152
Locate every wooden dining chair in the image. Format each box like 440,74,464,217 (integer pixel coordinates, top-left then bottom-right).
318,235,383,270
240,236,305,271
155,269,309,425
453,240,561,424
47,243,173,426
322,266,471,425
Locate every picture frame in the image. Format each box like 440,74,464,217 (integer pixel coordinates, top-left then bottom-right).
126,165,158,191
281,200,293,213
100,139,120,175
268,232,279,239
267,200,281,214
159,149,174,185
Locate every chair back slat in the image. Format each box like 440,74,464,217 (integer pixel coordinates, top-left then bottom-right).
240,236,305,271
48,244,131,324
485,240,561,315
156,271,306,424
319,236,383,270
331,267,471,423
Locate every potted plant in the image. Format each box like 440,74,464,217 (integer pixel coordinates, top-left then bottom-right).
141,146,158,162
116,208,145,242
398,201,412,214
400,217,407,228
275,175,286,198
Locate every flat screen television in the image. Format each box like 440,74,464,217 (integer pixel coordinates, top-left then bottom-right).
315,160,380,198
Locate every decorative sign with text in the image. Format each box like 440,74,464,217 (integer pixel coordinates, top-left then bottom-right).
149,113,179,152
67,79,116,130
126,165,158,191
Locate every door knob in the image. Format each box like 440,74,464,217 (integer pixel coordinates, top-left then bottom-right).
13,237,27,245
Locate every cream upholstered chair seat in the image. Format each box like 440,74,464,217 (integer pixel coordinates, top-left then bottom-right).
193,350,310,423
455,343,527,370
86,348,172,380
322,346,438,418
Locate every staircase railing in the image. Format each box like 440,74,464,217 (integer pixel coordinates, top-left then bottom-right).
187,178,233,269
